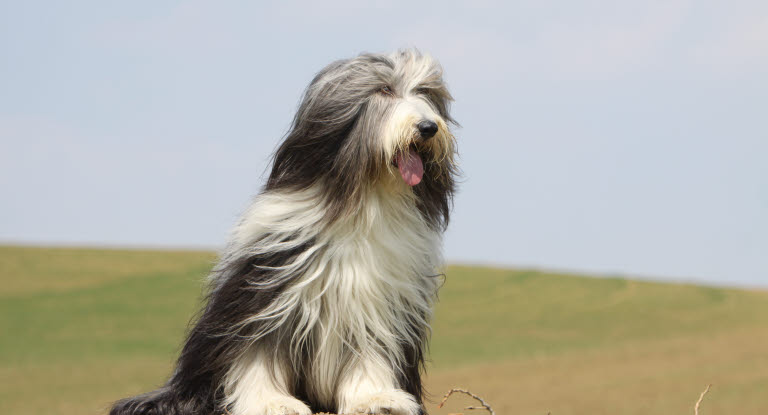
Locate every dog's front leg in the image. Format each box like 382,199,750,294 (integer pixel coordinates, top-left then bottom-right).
337,358,421,415
224,348,311,415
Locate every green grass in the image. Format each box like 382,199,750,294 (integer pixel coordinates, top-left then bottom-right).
430,266,768,366
1,246,767,414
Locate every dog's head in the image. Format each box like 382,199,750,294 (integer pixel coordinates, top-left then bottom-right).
267,49,457,229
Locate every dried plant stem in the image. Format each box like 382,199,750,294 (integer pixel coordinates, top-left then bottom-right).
694,384,712,415
437,388,496,415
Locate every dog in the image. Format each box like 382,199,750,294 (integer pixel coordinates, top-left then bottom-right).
110,49,458,415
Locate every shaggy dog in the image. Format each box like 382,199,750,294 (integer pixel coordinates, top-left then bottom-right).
110,49,457,415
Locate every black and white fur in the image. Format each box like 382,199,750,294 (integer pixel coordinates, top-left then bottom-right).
110,49,457,415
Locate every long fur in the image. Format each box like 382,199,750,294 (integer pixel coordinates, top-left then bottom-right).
111,49,457,415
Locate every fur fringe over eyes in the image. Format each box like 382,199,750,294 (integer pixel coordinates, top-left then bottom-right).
110,49,458,415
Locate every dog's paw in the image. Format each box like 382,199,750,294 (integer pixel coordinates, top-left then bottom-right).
341,389,421,415
247,396,312,415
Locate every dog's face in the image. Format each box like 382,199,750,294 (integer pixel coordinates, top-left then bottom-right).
267,50,457,229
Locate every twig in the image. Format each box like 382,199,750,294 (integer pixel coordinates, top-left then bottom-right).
694,384,711,415
437,388,495,415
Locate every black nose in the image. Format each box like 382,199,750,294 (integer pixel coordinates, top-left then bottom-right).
417,120,438,139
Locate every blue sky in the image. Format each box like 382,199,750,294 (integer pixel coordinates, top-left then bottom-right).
1,1,766,286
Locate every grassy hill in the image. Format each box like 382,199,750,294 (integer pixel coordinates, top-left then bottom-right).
1,246,766,414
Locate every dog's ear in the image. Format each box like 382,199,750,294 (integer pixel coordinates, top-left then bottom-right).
266,57,360,196
265,58,389,224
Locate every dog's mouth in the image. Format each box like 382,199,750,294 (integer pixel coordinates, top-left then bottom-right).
394,145,424,186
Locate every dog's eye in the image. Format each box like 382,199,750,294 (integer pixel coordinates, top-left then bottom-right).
379,85,394,96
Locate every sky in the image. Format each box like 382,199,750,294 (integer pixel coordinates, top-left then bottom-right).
1,1,766,286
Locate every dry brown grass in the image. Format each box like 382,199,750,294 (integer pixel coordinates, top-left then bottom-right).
310,384,713,415
426,327,768,415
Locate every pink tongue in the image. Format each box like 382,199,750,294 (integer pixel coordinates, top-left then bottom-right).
396,148,424,186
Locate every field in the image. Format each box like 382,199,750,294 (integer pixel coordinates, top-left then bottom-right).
1,245,767,414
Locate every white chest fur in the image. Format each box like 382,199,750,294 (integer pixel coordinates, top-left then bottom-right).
220,185,442,412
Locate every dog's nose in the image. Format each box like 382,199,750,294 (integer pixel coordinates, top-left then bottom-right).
417,120,438,140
